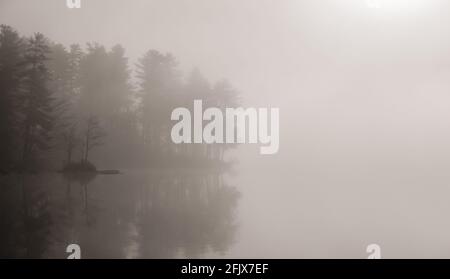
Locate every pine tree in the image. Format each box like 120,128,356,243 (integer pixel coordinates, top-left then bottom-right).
78,43,110,119
107,45,132,118
48,43,84,166
19,33,54,170
137,50,180,151
0,25,24,172
212,80,240,161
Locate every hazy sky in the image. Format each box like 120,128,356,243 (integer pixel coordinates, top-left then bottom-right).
2,0,450,169
5,0,450,258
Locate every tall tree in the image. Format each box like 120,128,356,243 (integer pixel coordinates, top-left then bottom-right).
212,80,240,161
48,43,84,166
78,43,110,119
107,45,132,118
184,69,213,159
77,43,134,165
0,25,24,172
19,33,54,169
137,50,180,151
79,44,131,121
82,115,105,163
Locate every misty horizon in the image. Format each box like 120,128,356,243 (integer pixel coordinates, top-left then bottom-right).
2,0,450,259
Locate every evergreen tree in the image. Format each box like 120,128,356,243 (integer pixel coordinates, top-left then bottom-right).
107,45,132,118
19,33,54,170
48,43,84,166
137,50,180,151
212,80,240,161
184,69,213,159
77,43,136,165
0,25,24,172
78,43,109,119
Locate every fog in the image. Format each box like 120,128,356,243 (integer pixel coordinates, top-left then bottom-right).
3,0,450,161
2,0,450,258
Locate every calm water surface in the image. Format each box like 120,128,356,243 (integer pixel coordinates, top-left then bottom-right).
2,164,450,258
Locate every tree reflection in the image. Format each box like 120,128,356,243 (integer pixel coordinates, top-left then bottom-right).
0,171,239,259
136,171,240,258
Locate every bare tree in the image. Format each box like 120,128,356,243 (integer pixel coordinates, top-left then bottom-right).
82,116,105,163
62,124,79,164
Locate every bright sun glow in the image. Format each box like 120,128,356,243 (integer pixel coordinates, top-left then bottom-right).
366,0,382,9
364,0,430,15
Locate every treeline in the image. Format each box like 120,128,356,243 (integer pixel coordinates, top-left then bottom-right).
0,25,239,172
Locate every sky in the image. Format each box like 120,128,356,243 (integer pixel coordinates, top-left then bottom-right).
2,0,450,170
5,0,450,258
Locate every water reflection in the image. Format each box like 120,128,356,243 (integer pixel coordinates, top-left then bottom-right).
0,170,240,259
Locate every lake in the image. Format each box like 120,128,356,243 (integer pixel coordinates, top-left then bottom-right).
2,162,450,259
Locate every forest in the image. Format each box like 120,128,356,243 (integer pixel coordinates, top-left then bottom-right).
0,25,240,173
